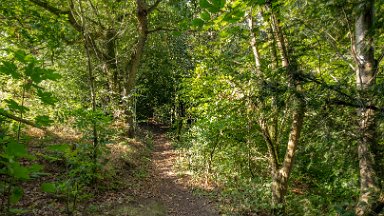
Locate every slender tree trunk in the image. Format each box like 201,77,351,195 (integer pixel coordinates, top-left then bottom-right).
176,101,185,140
17,86,26,144
271,98,304,202
78,0,99,182
247,8,261,75
105,29,119,93
354,0,383,215
247,8,280,183
124,0,149,137
85,38,99,176
266,3,305,210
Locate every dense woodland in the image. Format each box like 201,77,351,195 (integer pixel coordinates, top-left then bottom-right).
0,0,384,215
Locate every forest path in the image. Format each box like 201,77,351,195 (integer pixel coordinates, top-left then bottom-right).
140,125,219,216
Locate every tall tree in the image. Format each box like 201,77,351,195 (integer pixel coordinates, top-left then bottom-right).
263,1,306,209
28,0,166,136
124,0,163,137
354,0,383,214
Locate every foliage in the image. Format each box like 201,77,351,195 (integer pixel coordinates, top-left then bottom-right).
0,48,58,213
0,0,384,215
173,0,384,215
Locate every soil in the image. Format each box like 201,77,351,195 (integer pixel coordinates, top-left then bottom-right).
3,125,220,216
137,125,219,216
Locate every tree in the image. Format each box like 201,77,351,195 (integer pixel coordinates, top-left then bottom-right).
354,0,384,214
28,0,168,137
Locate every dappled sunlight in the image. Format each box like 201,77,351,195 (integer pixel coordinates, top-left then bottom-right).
146,131,219,216
1,0,382,215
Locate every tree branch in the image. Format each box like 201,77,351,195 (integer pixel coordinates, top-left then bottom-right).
0,109,58,137
327,99,384,112
148,0,163,14
28,0,66,16
28,0,82,32
296,70,356,101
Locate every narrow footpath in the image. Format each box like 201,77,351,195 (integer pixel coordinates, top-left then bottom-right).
141,126,219,216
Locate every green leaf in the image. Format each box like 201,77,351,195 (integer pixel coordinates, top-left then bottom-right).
0,61,21,79
42,69,61,81
10,186,23,204
247,0,265,5
25,63,43,84
27,67,61,83
41,182,56,193
5,142,29,158
8,162,30,180
192,18,205,27
14,50,28,63
29,164,43,173
256,0,265,5
219,29,229,38
222,9,245,23
199,0,221,13
199,0,212,9
35,115,54,127
211,0,226,9
36,89,58,105
207,6,221,13
4,99,30,113
200,11,211,21
9,208,28,214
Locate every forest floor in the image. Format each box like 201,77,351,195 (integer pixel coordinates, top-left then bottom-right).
137,124,219,216
8,124,219,216
89,124,220,216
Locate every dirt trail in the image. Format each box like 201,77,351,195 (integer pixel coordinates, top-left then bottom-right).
142,126,219,216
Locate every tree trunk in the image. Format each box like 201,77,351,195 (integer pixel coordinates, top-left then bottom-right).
124,0,149,137
78,0,99,183
247,8,261,75
271,97,304,204
265,3,306,210
354,0,383,215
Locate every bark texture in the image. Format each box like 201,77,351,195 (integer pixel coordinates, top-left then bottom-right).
266,3,305,210
354,0,383,215
249,5,305,212
124,0,150,137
